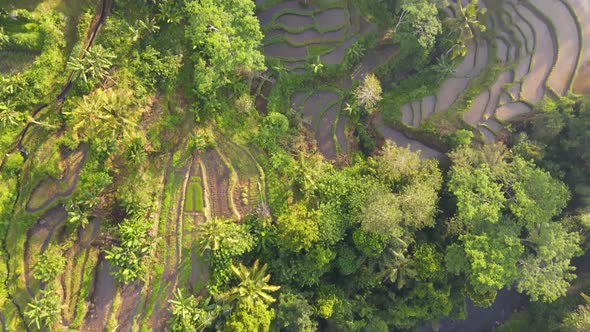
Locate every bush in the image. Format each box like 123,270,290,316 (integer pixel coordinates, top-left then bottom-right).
33,246,66,282
105,215,154,283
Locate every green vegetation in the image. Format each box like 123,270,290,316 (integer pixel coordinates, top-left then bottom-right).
185,176,204,212
1,0,590,331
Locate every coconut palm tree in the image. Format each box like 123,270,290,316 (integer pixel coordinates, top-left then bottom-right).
197,217,248,253
378,248,417,289
222,260,280,305
448,0,487,41
63,88,140,142
446,0,487,59
24,290,61,330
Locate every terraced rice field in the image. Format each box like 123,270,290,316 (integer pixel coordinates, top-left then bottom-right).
258,0,445,160
399,0,585,143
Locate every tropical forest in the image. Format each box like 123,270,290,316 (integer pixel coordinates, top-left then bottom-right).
2,0,590,331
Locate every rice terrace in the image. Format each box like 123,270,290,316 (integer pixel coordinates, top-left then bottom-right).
2,0,590,331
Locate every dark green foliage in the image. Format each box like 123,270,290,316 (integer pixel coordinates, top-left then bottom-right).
395,0,442,67
168,290,219,332
105,215,154,283
273,292,318,332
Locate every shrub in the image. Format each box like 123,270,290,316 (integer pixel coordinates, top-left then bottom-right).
354,74,382,114
33,246,66,282
105,215,154,283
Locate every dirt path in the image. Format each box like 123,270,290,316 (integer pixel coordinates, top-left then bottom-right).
115,281,143,332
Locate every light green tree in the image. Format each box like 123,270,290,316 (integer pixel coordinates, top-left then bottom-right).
354,74,382,114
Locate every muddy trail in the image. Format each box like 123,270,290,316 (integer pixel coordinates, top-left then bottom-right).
83,254,117,332
26,146,88,213
61,217,101,326
0,0,111,171
115,281,143,332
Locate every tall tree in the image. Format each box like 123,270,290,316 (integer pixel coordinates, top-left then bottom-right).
184,0,265,100
395,0,442,65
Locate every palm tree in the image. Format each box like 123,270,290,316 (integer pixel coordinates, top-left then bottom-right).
24,290,61,329
168,289,219,332
222,260,280,305
378,248,417,289
0,102,20,128
63,88,140,142
197,218,235,252
449,0,487,40
433,54,456,77
445,0,486,59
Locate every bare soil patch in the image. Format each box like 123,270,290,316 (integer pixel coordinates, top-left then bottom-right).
285,28,347,45
485,71,514,118
276,13,314,27
315,104,338,159
411,101,421,127
464,90,490,125
257,1,311,27
375,115,445,161
518,4,555,102
352,44,398,80
314,8,347,29
421,96,436,119
495,101,531,121
321,37,356,65
202,149,232,218
302,90,339,127
532,0,580,95
264,43,307,58
573,61,590,94
115,281,143,332
435,78,469,112
24,205,68,294
335,113,347,155
26,147,88,212
453,40,477,77
401,104,413,126
83,254,117,332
